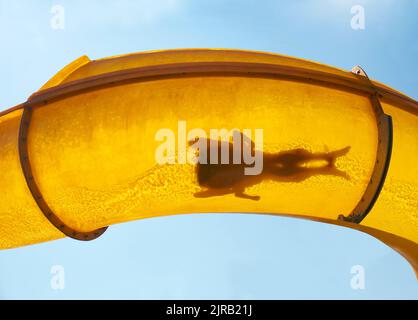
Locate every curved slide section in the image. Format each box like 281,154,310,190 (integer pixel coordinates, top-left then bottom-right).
0,49,416,276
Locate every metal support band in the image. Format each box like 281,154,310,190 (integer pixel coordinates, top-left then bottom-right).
339,66,393,224
18,106,108,241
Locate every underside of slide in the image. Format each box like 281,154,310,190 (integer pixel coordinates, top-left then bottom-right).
0,49,417,276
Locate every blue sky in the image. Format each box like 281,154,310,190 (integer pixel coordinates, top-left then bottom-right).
0,0,417,299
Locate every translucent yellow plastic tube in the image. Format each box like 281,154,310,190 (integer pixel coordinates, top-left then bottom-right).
0,49,416,276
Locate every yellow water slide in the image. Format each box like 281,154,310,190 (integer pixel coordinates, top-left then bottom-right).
0,49,417,275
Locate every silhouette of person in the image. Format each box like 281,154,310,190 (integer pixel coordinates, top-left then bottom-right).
189,131,350,201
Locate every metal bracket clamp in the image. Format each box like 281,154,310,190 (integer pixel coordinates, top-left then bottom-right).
18,106,108,241
339,66,393,224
